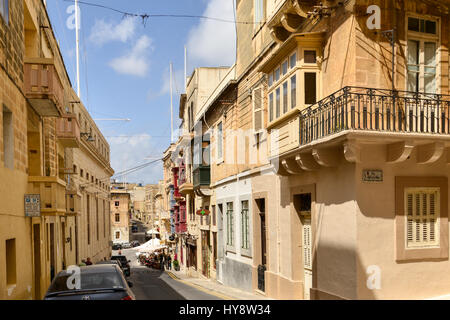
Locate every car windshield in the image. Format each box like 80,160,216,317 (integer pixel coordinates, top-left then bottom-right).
47,271,125,293
112,256,127,262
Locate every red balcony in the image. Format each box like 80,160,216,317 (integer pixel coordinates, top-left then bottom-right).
24,58,64,117
56,114,81,148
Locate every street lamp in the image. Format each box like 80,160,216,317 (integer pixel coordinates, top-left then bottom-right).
80,132,95,142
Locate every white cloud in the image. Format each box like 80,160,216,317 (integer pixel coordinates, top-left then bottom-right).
186,0,236,67
89,17,137,46
109,35,152,77
108,134,163,184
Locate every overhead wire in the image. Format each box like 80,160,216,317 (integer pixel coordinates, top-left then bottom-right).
62,0,262,25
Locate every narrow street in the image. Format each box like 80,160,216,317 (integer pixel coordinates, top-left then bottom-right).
115,249,222,300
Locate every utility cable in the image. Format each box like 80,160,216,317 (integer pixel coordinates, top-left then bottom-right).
62,0,262,25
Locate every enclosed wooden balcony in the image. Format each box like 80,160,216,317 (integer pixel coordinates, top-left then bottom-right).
24,58,64,117
28,176,67,216
56,114,81,148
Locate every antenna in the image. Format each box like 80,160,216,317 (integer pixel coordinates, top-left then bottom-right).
170,62,174,143
184,46,187,91
75,0,81,99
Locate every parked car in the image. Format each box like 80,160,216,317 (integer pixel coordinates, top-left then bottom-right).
111,255,131,277
131,241,140,248
122,242,132,249
112,243,122,250
44,265,135,300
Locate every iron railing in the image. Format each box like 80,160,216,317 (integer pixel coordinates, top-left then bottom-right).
300,87,450,145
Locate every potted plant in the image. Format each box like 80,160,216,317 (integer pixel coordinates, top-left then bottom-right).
173,259,180,271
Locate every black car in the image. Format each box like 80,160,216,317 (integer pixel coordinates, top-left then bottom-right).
111,255,131,277
112,243,122,250
44,265,135,300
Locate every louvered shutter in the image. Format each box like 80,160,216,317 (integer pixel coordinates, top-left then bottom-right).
253,87,263,133
405,188,440,248
303,220,312,270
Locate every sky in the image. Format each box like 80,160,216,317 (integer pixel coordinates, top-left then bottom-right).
46,0,237,185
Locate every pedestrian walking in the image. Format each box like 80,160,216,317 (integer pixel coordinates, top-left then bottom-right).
159,252,164,271
167,255,172,270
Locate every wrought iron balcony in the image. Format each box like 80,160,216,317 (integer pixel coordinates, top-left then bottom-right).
24,58,64,117
300,87,450,146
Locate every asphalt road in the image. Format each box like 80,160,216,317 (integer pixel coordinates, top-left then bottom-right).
114,248,222,300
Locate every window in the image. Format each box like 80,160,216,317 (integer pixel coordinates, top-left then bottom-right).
274,68,280,82
268,73,273,87
395,177,448,262
115,232,120,239
269,93,274,122
407,40,437,93
291,75,297,109
408,17,436,35
3,106,13,169
283,82,288,114
80,169,84,178
226,202,234,247
115,201,119,207
282,60,288,76
0,0,8,24
6,239,16,285
253,87,263,132
241,201,250,250
304,73,317,105
212,205,216,226
407,16,438,94
304,50,317,64
275,88,280,118
290,52,297,69
405,188,439,248
254,0,264,24
217,122,223,161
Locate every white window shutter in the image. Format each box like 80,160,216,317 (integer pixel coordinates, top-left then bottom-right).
405,188,440,248
303,221,312,270
253,87,263,133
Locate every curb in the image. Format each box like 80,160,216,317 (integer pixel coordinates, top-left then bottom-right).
165,271,234,300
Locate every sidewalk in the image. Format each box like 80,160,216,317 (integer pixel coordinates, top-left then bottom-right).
166,269,272,300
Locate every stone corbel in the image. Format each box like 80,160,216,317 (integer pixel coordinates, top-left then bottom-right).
270,26,291,44
386,141,414,163
296,153,320,171
280,13,304,32
292,0,315,18
416,142,445,164
312,147,341,167
282,158,303,175
271,158,291,176
343,140,361,163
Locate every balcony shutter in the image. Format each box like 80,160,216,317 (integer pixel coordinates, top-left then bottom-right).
405,188,440,248
253,87,263,132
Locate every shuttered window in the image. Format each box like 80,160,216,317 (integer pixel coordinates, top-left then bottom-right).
405,187,440,248
241,201,250,250
253,87,263,133
303,220,312,270
227,202,234,246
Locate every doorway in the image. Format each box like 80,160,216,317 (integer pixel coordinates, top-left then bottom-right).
201,230,210,278
61,221,66,270
33,224,41,299
294,193,313,300
50,223,56,281
256,199,266,292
